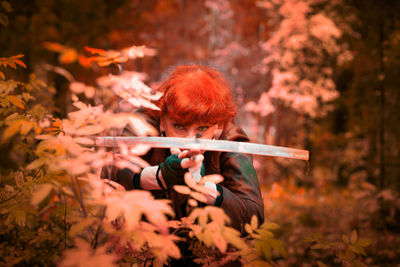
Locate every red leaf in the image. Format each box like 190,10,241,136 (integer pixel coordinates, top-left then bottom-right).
14,59,27,69
85,46,106,56
8,61,16,69
10,54,24,59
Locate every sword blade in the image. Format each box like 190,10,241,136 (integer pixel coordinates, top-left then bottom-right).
95,136,309,160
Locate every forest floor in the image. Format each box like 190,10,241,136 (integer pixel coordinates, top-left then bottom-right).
261,178,400,266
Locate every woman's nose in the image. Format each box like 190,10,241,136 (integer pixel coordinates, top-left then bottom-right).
185,129,199,138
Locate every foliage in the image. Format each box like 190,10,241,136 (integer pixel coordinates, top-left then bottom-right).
247,0,352,118
1,0,400,266
0,47,286,266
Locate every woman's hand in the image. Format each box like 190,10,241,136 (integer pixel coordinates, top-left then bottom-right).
159,148,205,189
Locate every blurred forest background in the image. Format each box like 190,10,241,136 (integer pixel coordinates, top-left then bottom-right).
1,0,400,266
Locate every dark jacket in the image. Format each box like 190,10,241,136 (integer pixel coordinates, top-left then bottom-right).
101,110,264,234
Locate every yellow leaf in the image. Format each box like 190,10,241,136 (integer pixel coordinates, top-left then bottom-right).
342,234,350,244
33,123,42,134
1,1,13,12
75,125,104,136
350,229,357,243
2,120,22,142
251,215,258,229
245,223,253,234
26,158,47,170
260,241,271,260
0,71,4,79
213,232,227,253
358,238,373,247
69,217,96,237
222,227,248,250
349,244,366,256
20,121,33,135
261,222,279,230
31,184,53,208
8,95,24,109
59,49,77,64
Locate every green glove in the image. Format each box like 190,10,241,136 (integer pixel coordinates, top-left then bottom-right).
159,154,205,190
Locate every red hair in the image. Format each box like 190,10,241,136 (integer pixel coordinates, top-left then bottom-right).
155,65,237,126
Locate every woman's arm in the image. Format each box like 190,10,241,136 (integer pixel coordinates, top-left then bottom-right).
216,152,264,233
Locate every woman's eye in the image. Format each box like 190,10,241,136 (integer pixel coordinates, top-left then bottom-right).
198,126,209,132
173,124,184,130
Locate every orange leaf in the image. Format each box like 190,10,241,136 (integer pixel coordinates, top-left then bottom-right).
42,42,65,52
8,95,25,109
10,54,24,59
173,185,191,195
97,60,113,67
78,55,92,67
14,59,27,69
85,46,106,56
59,49,77,64
0,71,4,79
8,61,16,69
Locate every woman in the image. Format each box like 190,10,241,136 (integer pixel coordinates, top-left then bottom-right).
102,65,264,233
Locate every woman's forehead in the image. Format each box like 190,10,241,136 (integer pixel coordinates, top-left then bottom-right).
162,115,216,126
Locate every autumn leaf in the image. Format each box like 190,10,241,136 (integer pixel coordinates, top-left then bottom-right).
251,215,258,229
8,61,16,69
59,49,78,64
31,184,53,208
42,42,65,52
75,125,104,135
59,239,117,267
85,46,107,56
342,234,350,244
19,121,33,135
173,185,191,195
358,238,373,247
1,119,22,142
14,59,27,68
0,71,4,79
1,1,13,12
350,229,358,243
0,13,9,26
9,54,23,59
8,95,24,109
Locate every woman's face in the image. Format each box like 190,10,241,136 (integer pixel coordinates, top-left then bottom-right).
160,115,220,139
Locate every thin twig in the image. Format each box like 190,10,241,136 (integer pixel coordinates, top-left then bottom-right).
64,194,67,249
70,175,87,217
0,166,44,205
0,189,22,205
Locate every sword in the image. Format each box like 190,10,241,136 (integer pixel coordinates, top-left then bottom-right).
94,136,309,161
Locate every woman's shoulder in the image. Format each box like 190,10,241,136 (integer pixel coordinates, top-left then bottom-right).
220,121,250,142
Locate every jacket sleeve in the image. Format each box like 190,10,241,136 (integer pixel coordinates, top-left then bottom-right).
100,164,141,190
216,151,264,234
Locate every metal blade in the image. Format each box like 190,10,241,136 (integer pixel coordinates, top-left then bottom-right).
95,136,309,160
